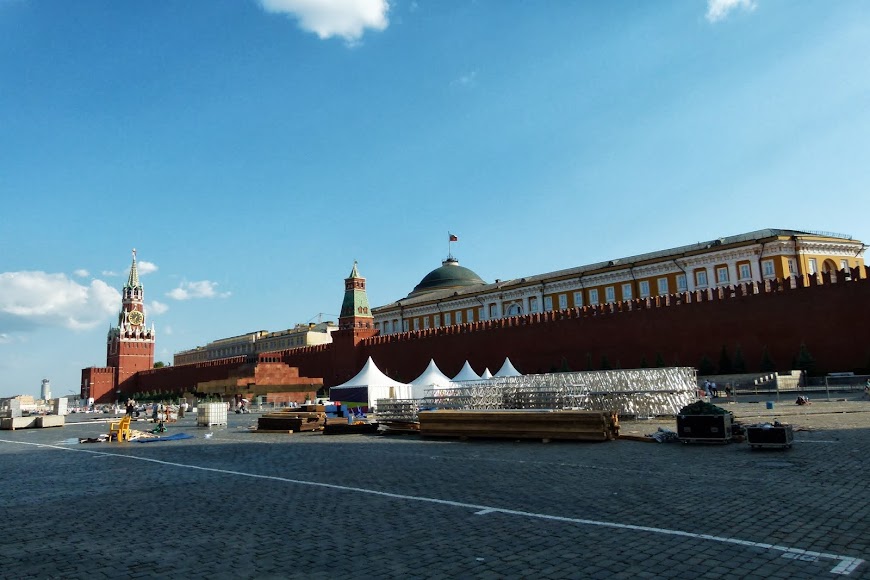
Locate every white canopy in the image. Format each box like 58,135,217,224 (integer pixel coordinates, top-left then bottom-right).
409,359,453,399
494,357,522,377
480,368,493,380
329,357,412,408
452,360,481,382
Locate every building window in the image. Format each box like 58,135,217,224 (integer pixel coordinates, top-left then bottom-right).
467,309,474,323
840,259,848,271
657,278,668,295
413,319,419,331
605,286,615,303
505,303,521,316
544,296,553,311
787,259,796,275
695,270,708,287
478,307,484,321
762,260,775,278
639,280,650,298
444,312,451,326
423,317,430,329
589,289,599,305
558,294,567,309
676,274,687,291
455,311,461,324
621,283,632,300
433,314,440,327
573,291,583,307
489,303,498,318
529,296,539,313
808,258,817,275
738,263,751,280
403,320,409,332
716,267,729,284
382,321,390,333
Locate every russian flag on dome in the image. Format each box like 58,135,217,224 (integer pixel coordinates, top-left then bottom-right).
449,233,458,242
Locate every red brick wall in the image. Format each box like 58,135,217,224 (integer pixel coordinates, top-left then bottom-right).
273,271,870,386
115,270,870,395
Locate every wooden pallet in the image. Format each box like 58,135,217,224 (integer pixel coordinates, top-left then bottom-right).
417,410,618,442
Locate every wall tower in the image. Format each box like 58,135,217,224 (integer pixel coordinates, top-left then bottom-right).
106,249,155,393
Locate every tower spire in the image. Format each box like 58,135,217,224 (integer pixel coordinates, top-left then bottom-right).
126,248,141,289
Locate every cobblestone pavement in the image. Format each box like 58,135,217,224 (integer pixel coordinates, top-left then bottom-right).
1,396,869,579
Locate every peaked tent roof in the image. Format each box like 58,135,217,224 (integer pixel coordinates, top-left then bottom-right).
409,359,453,399
494,357,522,377
452,360,481,382
481,368,493,379
331,356,408,389
410,359,453,388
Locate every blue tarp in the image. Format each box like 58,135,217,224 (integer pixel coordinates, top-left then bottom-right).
136,433,195,443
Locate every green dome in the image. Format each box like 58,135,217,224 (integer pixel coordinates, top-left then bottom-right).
409,258,487,297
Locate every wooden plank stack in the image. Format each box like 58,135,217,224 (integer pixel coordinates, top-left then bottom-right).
257,406,325,433
417,409,619,442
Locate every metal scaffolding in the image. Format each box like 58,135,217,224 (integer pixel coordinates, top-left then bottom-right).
377,367,697,421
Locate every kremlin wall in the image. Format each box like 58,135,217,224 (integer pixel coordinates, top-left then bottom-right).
83,231,870,404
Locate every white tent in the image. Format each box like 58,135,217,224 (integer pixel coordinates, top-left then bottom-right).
480,368,493,380
409,359,453,399
329,357,412,409
452,360,481,382
494,357,522,377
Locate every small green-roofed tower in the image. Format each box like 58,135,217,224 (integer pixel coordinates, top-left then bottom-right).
339,261,373,330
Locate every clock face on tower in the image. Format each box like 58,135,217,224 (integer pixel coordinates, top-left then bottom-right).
128,310,144,326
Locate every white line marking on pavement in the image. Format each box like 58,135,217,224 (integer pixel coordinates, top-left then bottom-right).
0,438,864,576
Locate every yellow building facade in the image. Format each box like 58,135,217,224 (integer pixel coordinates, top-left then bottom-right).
173,322,337,366
372,229,866,334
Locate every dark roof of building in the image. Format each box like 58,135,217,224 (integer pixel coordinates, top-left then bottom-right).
408,258,487,297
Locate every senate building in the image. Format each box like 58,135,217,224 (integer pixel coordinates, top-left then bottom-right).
371,228,866,336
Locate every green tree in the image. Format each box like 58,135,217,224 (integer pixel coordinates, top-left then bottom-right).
732,344,746,374
718,344,733,374
153,361,166,369
759,346,776,372
698,355,715,376
795,342,816,374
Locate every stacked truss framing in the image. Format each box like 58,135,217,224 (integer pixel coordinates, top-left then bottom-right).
402,367,697,418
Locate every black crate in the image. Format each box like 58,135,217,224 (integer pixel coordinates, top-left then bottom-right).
746,424,793,449
677,414,732,443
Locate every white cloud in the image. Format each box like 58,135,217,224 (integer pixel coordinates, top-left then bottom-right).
166,280,231,300
137,261,158,275
259,0,389,42
148,300,169,315
706,0,757,23
0,271,120,332
73,269,89,278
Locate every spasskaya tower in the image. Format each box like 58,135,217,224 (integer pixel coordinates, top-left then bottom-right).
106,249,155,394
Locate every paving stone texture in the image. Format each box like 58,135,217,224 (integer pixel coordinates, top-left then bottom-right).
1,394,869,579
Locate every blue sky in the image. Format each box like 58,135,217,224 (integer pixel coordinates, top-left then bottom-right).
2,0,869,398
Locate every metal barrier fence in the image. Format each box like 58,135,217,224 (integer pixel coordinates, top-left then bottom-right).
734,374,869,398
